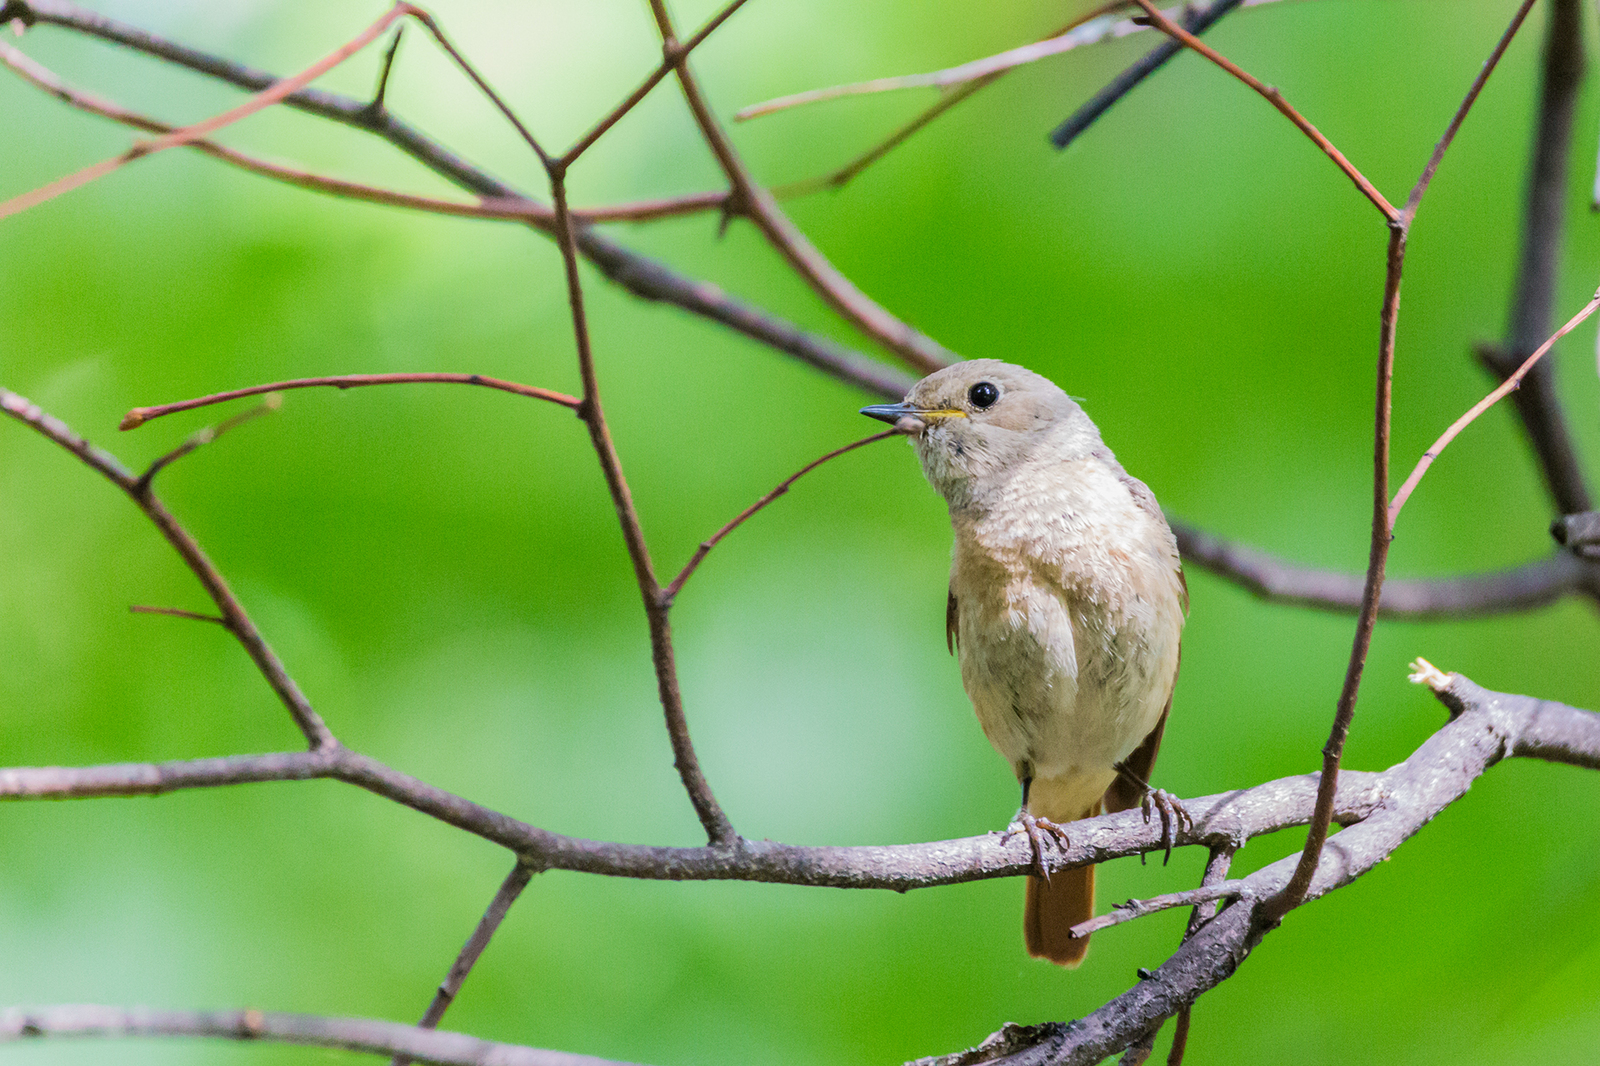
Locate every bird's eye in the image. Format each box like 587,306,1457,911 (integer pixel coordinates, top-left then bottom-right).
968,381,999,409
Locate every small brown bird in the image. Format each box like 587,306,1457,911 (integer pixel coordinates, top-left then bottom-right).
863,360,1186,966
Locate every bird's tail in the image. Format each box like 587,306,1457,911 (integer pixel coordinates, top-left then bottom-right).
1024,864,1094,967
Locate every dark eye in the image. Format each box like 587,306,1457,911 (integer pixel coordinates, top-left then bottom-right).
968,381,999,409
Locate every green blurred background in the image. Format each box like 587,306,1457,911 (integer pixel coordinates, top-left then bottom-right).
3,0,1599,1062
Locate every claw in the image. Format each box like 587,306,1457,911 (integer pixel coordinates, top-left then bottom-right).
1139,788,1193,865
1000,809,1071,880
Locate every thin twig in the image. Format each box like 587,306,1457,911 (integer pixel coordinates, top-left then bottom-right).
1399,0,1539,221
736,0,1294,120
1390,288,1600,525
1070,881,1248,940
648,0,955,375
0,1006,632,1066
121,374,579,430
128,605,227,625
1,388,336,749
392,863,537,1066
0,2,417,219
132,395,281,493
1164,845,1237,1066
560,0,752,166
663,429,898,604
0,43,732,228
1264,227,1402,923
1126,0,1398,221
365,25,404,117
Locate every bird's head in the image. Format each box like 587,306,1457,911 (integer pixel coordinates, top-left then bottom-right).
861,359,1101,507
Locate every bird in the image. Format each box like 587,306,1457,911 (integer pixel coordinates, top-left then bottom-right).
862,359,1187,966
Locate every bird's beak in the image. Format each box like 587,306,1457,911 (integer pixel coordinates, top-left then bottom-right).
860,401,964,435
859,402,920,425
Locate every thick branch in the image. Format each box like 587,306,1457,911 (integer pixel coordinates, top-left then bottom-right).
915,671,1600,1066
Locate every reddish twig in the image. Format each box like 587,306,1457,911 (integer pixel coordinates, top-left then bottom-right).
132,395,281,492
1264,227,1402,922
121,374,579,430
663,429,898,603
1390,288,1600,525
545,163,736,846
647,0,955,375
1,388,335,749
391,862,537,1066
560,0,752,166
0,2,418,220
1400,0,1540,221
1126,0,1398,222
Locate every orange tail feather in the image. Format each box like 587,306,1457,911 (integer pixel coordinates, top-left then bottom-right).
1024,864,1094,967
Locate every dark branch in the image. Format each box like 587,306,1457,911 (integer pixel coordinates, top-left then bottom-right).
1050,0,1245,150
1171,520,1600,616
1483,0,1591,516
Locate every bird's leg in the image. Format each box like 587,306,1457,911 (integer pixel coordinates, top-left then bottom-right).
1112,759,1193,865
996,777,1071,880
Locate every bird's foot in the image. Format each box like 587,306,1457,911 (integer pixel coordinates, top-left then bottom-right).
1113,760,1193,866
999,809,1071,880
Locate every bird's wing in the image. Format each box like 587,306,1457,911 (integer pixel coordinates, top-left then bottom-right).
1102,697,1169,814
946,587,959,654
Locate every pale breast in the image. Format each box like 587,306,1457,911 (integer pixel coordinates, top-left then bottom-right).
950,453,1185,798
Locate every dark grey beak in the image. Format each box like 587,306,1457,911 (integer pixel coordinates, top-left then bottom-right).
860,401,918,425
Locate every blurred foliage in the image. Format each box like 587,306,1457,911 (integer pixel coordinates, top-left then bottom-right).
3,0,1600,1063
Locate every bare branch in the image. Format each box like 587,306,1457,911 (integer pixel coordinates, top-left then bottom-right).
560,0,752,166
1069,880,1247,939
546,164,735,846
0,1005,636,1066
128,605,228,625
737,0,1294,121
132,394,280,492
0,2,415,219
1400,0,1539,220
1,388,335,749
1170,521,1600,616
